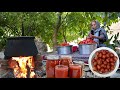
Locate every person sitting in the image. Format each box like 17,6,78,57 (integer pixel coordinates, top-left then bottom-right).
88,20,108,48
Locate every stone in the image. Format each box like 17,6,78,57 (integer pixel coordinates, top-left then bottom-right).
34,38,47,54
0,51,4,59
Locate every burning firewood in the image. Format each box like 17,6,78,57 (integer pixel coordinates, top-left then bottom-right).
8,59,19,69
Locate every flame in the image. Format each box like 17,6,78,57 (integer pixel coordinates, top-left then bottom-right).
11,56,35,78
30,70,36,78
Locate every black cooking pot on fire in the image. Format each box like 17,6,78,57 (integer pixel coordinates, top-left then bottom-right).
4,36,38,58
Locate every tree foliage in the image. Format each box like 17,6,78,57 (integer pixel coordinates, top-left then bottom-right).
0,12,120,51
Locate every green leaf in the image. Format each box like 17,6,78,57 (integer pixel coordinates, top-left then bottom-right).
110,35,114,41
116,40,120,45
114,34,117,40
117,32,119,38
0,12,120,50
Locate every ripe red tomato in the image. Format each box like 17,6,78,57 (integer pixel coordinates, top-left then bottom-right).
98,53,102,58
106,65,110,69
60,42,69,46
111,66,115,70
79,38,97,44
102,55,106,59
110,58,114,63
106,53,110,58
101,50,106,55
104,69,108,73
103,61,107,65
93,66,97,71
110,53,114,57
113,56,117,61
97,60,102,65
100,64,104,68
97,65,101,70
110,62,114,66
106,58,110,63
93,61,97,66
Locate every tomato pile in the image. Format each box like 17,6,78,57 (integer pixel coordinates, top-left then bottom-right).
92,50,118,74
60,42,70,46
79,38,96,44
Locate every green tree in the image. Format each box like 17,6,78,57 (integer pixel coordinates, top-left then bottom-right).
0,12,120,51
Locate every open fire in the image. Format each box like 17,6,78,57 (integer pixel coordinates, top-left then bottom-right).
8,56,35,78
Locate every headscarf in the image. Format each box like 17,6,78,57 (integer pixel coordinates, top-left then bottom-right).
91,20,100,30
91,20,101,46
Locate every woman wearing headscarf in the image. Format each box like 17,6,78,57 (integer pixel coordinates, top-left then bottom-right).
88,20,108,48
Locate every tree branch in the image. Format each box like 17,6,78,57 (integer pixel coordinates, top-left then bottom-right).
60,12,69,27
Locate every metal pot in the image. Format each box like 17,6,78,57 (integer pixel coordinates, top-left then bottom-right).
78,44,97,55
57,45,73,55
4,36,38,58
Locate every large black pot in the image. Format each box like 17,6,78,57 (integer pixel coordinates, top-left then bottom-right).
4,36,38,58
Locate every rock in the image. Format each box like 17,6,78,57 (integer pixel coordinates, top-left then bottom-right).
0,59,8,66
0,51,4,59
34,38,47,55
34,60,42,70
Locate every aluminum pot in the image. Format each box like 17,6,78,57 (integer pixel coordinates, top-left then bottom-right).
57,45,73,55
78,44,97,55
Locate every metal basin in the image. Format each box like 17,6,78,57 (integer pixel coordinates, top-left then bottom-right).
57,45,73,55
78,44,97,55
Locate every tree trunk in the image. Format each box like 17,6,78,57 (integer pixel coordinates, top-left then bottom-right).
63,28,67,43
53,12,62,52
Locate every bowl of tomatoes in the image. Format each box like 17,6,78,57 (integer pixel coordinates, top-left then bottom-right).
78,38,97,55
57,42,73,55
88,47,119,77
